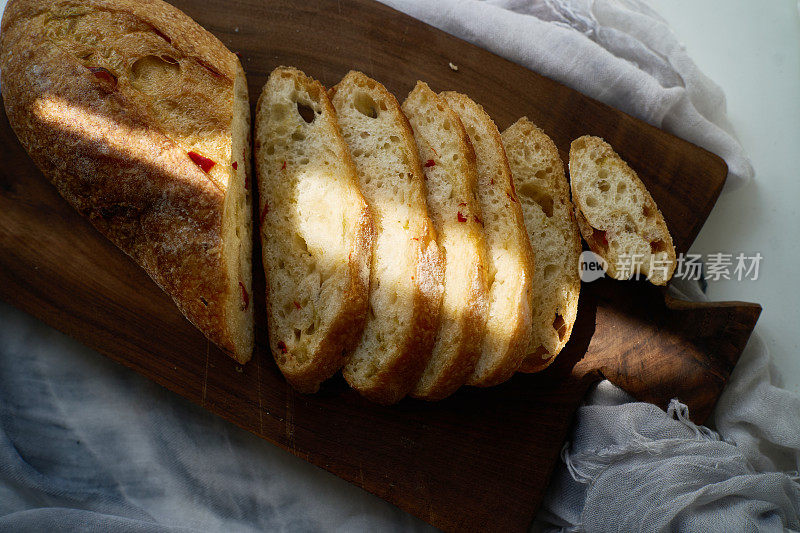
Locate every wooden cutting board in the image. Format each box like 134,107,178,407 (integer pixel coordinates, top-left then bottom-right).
0,0,761,531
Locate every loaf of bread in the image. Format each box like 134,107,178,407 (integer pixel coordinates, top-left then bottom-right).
502,118,581,373
0,0,254,362
331,71,444,404
402,82,489,400
442,92,535,387
569,136,676,286
255,67,373,393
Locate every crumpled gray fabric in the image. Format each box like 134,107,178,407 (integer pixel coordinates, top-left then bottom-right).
0,301,427,533
1,0,797,532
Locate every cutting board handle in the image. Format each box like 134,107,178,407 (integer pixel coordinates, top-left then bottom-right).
562,279,761,423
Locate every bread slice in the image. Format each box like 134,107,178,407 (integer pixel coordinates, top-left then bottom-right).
442,92,535,387
255,67,373,393
502,118,581,373
330,71,444,404
569,136,676,286
401,82,489,400
0,0,254,362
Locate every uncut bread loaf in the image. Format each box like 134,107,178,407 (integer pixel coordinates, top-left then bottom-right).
502,118,581,373
569,136,676,286
402,82,489,400
330,71,444,405
442,92,535,388
0,0,254,362
255,67,373,393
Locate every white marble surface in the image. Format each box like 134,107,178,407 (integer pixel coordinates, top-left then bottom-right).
0,0,796,383
647,0,800,393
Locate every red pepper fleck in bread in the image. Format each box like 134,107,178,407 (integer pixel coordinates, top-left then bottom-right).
0,0,254,362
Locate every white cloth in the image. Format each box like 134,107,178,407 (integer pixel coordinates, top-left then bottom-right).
1,0,798,531
379,0,754,190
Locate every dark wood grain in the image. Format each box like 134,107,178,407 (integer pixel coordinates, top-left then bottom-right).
0,0,760,531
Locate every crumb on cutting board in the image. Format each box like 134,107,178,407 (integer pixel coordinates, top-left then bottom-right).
448,62,459,71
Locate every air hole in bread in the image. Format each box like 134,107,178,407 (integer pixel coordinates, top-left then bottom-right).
292,233,309,254
624,215,636,233
518,181,554,217
296,103,316,124
585,195,598,208
617,182,627,194
131,55,180,95
353,92,378,118
305,323,316,335
591,228,608,252
553,314,567,341
531,345,549,359
598,168,608,180
543,264,557,280
292,131,306,141
643,204,655,219
597,180,610,192
294,328,302,341
650,239,669,254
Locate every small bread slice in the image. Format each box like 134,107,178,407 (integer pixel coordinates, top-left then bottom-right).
402,82,489,400
442,92,535,387
255,67,373,393
502,118,581,373
331,71,444,404
569,136,676,285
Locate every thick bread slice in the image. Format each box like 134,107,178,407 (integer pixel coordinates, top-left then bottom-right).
569,136,676,286
255,67,373,393
402,82,489,400
442,92,535,387
502,118,581,373
0,0,253,362
331,71,444,404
